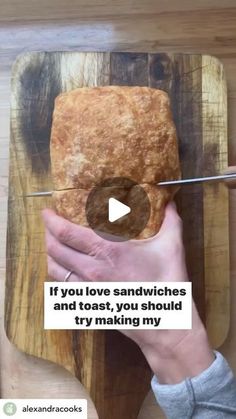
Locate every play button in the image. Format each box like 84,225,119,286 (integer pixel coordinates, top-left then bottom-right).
108,198,131,222
85,177,151,241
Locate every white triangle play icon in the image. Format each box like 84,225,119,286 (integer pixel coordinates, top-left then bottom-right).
108,197,131,223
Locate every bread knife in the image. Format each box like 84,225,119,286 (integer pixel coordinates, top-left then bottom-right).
24,173,236,197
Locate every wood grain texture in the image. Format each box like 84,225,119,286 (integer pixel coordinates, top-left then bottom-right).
201,56,230,343
1,7,236,71
1,0,236,22
5,52,229,418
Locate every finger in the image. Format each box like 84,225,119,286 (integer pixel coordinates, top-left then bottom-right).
45,229,100,280
158,201,182,235
42,209,104,254
223,166,236,189
47,256,82,282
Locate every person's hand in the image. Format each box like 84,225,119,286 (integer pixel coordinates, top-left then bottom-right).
42,202,188,283
223,166,236,188
42,202,214,384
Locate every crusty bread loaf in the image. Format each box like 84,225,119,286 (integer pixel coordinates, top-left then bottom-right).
53,184,171,239
50,86,180,239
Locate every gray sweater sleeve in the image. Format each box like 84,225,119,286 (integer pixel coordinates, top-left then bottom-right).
151,351,236,418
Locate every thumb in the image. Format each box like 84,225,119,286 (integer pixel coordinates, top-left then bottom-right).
158,201,182,236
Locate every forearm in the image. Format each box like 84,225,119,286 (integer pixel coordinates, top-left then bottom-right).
141,301,214,385
139,300,236,418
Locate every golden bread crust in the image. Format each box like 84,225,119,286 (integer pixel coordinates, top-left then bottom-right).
50,86,180,190
53,184,175,240
50,86,181,238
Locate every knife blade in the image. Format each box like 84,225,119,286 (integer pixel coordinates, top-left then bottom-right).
158,173,236,186
24,173,236,197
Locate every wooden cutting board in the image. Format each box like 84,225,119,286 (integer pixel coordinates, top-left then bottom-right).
5,52,229,419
